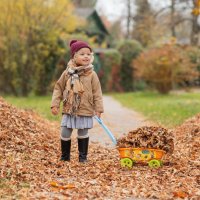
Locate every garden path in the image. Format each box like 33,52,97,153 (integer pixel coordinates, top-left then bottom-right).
88,96,156,147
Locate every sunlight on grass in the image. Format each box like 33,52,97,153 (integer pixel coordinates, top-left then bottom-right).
112,92,200,128
3,95,61,122
3,92,200,128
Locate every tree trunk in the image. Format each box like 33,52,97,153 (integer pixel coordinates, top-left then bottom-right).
171,0,176,37
191,0,200,45
126,0,131,39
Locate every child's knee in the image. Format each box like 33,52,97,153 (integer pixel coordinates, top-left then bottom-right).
61,127,73,140
77,129,89,139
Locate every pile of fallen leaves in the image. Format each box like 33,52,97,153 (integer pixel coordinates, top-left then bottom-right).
172,114,200,163
171,114,200,189
117,126,174,153
0,97,61,198
0,97,199,199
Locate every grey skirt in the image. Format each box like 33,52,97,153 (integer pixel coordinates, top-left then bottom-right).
61,114,93,129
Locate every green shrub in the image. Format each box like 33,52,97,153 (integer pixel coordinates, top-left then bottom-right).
134,80,148,91
117,40,143,91
99,49,122,92
34,36,65,96
133,44,198,94
184,46,200,86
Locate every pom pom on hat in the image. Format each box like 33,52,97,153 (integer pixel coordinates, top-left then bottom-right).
70,40,78,47
69,39,92,58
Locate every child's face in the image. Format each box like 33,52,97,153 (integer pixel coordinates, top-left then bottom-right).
74,48,92,66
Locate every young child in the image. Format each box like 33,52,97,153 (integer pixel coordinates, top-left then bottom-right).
51,40,104,162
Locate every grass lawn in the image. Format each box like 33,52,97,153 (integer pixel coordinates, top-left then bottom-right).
3,91,200,128
3,95,61,122
112,91,200,128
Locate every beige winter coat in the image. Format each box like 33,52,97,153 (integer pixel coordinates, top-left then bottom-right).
51,70,104,116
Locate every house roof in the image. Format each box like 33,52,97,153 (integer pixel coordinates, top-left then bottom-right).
75,8,95,18
75,8,109,35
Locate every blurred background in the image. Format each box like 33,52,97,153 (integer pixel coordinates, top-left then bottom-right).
1,0,200,127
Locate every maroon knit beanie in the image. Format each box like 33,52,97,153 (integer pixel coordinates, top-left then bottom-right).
69,40,92,58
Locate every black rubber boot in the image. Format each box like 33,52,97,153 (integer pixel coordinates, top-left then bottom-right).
78,137,89,163
60,139,71,161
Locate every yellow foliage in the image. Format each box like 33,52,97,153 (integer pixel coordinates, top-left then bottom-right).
191,0,200,16
0,0,80,95
0,0,79,38
192,8,200,16
100,41,107,48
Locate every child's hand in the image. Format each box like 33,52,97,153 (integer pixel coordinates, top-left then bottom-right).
51,107,59,115
95,112,101,118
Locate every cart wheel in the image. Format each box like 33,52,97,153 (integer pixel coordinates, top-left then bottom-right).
148,159,161,168
120,158,133,168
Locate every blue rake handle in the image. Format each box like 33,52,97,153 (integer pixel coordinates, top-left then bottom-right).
94,116,117,145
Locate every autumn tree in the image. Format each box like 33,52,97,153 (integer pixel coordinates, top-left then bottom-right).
154,0,200,45
0,0,78,96
168,0,200,45
132,0,159,47
133,44,198,94
190,0,200,45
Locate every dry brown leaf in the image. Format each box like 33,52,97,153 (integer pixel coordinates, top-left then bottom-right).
173,191,189,198
117,126,174,153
